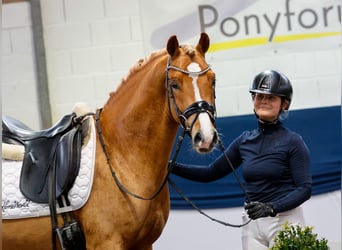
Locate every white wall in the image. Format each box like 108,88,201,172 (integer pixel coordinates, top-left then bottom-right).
2,0,145,129
40,0,145,123
2,2,41,129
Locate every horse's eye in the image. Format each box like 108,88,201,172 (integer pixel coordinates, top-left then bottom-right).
169,80,180,90
212,78,216,87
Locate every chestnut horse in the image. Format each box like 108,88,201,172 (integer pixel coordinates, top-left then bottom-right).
2,33,218,249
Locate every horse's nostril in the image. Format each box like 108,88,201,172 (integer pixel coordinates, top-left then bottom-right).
194,131,218,146
213,132,218,145
194,132,202,145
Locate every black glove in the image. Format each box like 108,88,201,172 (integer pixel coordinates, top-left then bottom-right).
244,201,276,220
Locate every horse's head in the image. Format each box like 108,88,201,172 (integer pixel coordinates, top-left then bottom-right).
165,33,218,153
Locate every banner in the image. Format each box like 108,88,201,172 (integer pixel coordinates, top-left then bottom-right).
140,0,341,60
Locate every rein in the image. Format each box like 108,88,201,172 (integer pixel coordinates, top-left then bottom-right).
96,106,250,227
165,57,251,227
168,139,252,228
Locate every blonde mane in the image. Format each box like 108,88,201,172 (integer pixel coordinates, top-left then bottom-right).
128,49,167,77
108,49,167,98
108,44,196,99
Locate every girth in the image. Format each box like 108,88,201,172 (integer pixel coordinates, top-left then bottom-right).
2,113,89,203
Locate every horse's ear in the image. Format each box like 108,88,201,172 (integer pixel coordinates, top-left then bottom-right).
167,35,180,57
196,32,210,55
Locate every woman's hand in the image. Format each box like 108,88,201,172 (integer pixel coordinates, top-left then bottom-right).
244,201,276,219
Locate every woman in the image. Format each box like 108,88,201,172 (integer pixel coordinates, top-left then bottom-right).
171,70,312,249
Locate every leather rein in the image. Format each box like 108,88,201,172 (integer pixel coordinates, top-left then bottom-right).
168,140,252,228
95,57,251,227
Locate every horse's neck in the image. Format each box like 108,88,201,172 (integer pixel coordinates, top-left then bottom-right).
98,64,178,178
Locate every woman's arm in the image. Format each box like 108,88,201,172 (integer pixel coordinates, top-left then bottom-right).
171,136,243,182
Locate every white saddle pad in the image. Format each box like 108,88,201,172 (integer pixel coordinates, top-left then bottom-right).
2,118,96,219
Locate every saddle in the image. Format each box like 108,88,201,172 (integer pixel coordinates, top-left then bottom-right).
2,112,91,250
2,113,89,203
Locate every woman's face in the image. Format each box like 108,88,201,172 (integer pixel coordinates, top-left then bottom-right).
253,93,284,122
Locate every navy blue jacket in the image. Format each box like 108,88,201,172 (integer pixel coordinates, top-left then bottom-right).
172,121,312,213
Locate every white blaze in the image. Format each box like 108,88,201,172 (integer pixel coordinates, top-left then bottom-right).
187,62,213,145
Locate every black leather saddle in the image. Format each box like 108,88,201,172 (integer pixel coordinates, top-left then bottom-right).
2,113,90,203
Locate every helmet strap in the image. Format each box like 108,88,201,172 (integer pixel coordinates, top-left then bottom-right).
253,109,279,124
258,118,279,125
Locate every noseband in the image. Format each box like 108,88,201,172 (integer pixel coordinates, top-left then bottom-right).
165,57,216,134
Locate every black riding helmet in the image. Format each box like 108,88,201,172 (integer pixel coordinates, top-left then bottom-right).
250,70,293,109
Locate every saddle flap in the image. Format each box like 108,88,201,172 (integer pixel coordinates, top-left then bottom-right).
20,138,59,203
56,123,84,195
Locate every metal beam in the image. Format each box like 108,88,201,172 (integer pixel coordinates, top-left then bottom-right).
30,0,52,128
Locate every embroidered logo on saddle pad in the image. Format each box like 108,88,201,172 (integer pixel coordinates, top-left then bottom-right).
2,118,96,219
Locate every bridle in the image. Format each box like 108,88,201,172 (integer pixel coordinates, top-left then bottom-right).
165,56,216,135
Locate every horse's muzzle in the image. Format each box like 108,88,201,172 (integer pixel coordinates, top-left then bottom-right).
193,128,218,153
